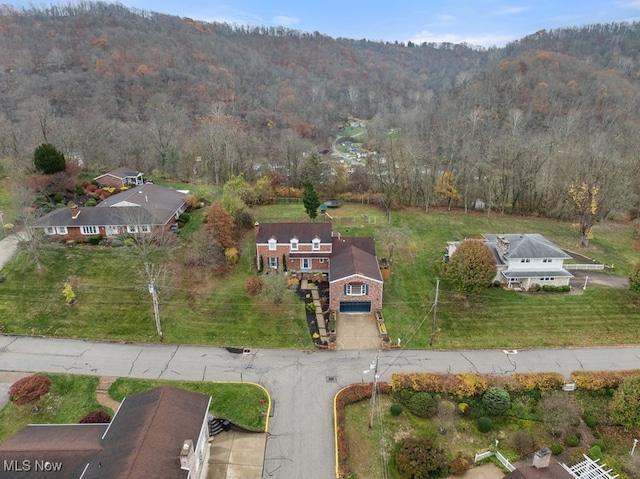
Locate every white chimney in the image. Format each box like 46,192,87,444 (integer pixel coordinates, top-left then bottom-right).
532,447,551,469
179,439,196,473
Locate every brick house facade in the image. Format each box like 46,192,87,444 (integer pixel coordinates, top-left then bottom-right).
255,223,383,313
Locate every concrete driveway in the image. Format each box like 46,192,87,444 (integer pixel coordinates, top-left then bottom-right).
335,313,381,350
569,269,629,289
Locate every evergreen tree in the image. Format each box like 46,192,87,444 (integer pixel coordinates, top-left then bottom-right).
302,180,320,221
33,143,65,174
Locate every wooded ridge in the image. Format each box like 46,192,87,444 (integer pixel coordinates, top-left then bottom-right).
1,2,639,231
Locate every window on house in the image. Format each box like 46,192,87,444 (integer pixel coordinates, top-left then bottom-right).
520,258,530,263
127,225,138,233
301,258,311,270
267,257,279,269
81,226,98,235
268,238,277,251
319,258,325,263
312,238,320,251
44,227,55,235
290,239,299,251
56,226,68,235
140,225,150,233
346,283,368,296
542,258,552,263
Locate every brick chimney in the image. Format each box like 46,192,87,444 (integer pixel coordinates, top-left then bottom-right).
254,221,260,236
71,207,81,219
496,235,510,257
532,447,551,469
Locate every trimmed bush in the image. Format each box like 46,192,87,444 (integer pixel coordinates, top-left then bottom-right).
178,212,191,223
86,234,103,245
406,392,435,418
566,434,580,447
85,198,97,207
395,437,449,479
550,444,563,455
592,439,605,451
390,404,403,416
583,414,598,428
477,416,493,433
588,445,603,460
79,410,111,423
450,453,471,475
8,375,52,405
245,277,263,296
482,386,511,416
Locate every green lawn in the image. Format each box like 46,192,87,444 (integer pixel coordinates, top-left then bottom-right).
0,202,638,349
109,378,269,430
0,374,107,441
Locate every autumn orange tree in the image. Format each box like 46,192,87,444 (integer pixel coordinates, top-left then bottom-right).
435,172,461,210
205,200,237,251
446,239,496,294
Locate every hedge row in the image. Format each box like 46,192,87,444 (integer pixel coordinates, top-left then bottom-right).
335,382,390,478
571,370,640,390
390,372,565,396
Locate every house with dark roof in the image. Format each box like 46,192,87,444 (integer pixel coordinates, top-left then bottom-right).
255,223,383,313
33,183,187,241
0,386,211,479
94,167,144,188
447,233,573,291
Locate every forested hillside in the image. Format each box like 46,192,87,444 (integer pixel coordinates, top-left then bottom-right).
1,2,639,233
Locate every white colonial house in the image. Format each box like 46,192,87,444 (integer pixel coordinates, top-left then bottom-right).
447,233,573,290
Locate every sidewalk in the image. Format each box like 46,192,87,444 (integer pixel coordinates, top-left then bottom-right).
0,234,20,271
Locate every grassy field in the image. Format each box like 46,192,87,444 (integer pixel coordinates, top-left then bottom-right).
109,378,269,430
0,201,638,349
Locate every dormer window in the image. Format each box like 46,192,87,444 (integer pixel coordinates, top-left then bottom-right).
312,238,321,251
268,238,277,251
290,238,299,251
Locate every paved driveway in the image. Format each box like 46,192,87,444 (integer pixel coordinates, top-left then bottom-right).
569,269,628,289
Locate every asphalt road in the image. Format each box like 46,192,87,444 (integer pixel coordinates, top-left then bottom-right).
1,336,640,478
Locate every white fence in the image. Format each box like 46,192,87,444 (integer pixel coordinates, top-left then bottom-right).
564,264,605,270
474,451,516,472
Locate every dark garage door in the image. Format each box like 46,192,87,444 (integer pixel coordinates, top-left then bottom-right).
339,301,371,313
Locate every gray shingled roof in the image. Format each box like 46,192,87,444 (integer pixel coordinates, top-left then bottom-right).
98,183,186,224
483,234,571,260
94,167,142,180
255,222,333,244
33,206,160,228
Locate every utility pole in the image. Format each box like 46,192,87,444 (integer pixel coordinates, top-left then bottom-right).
368,355,379,428
430,278,440,347
148,278,163,341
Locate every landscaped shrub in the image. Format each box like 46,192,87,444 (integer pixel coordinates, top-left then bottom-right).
450,453,472,475
245,277,263,296
53,192,65,202
86,184,98,193
592,439,605,451
511,430,537,454
458,402,469,415
406,392,435,418
86,234,103,245
477,416,493,433
482,387,511,415
178,212,191,223
79,410,111,423
583,414,599,428
85,198,97,207
588,445,603,460
571,370,640,390
8,375,52,405
395,437,449,479
390,404,403,416
566,434,580,447
550,444,563,455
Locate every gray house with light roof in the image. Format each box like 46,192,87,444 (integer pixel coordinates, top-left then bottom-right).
448,234,573,290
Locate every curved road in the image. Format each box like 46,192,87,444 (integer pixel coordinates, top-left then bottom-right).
1,335,639,478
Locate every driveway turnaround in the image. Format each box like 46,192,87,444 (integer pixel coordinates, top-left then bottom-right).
1,336,640,479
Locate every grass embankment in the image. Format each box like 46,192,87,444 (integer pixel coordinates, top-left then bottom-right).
0,373,269,441
0,374,106,441
0,201,638,349
109,378,269,430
